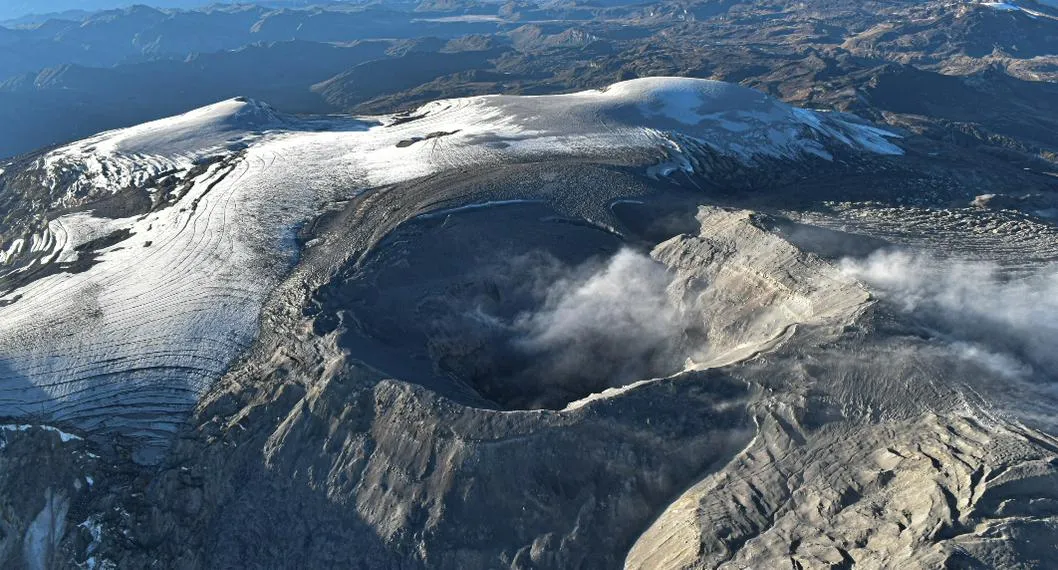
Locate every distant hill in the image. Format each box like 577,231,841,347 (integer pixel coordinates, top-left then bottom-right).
0,39,393,158
0,1,332,23
1,2,207,22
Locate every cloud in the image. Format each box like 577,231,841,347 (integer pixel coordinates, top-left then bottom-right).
433,248,699,409
512,248,691,391
841,249,1058,379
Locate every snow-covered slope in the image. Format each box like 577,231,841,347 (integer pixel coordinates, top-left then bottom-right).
0,78,903,459
979,0,1058,18
33,97,286,210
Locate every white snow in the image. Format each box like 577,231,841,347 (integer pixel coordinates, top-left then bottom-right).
79,515,115,570
979,1,1057,18
983,1,1021,11
5,238,25,258
0,424,82,442
33,98,284,209
0,78,904,455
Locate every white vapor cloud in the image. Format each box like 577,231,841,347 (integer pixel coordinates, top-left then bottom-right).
429,247,700,409
841,250,1058,379
513,249,691,388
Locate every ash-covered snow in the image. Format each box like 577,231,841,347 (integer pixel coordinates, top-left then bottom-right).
415,199,545,219
0,77,903,459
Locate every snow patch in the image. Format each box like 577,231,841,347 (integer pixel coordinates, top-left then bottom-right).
1,424,82,442
979,1,1057,18
79,514,116,570
983,1,1022,11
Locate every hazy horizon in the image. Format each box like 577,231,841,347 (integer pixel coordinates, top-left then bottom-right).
0,0,333,23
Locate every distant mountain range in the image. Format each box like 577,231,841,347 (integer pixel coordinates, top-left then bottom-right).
0,1,340,23
0,0,1056,163
1,1,209,22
